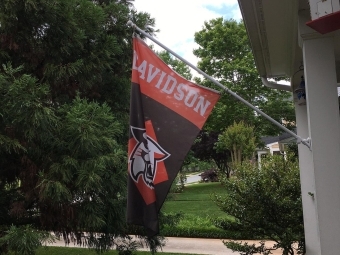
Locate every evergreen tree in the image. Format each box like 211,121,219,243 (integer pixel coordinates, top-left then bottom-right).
0,0,158,251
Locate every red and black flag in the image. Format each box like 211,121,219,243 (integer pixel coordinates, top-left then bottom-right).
127,37,220,236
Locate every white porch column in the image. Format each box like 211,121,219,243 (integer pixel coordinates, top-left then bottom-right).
295,103,319,254
302,36,340,255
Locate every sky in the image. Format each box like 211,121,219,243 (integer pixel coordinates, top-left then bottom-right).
133,0,242,75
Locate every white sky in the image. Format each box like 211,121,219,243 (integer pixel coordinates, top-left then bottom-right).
133,0,242,75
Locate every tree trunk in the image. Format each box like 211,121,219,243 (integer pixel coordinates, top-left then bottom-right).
237,149,242,164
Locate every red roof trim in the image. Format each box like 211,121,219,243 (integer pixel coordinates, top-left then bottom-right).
306,10,340,34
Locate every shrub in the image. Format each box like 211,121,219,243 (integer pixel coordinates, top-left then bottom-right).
169,171,187,194
0,225,55,255
215,154,305,255
200,169,218,182
114,237,141,255
160,215,232,239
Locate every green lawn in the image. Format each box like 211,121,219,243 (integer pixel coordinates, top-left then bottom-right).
35,247,200,255
163,182,228,218
161,182,234,238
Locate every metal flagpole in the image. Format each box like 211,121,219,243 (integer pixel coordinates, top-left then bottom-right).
127,21,311,150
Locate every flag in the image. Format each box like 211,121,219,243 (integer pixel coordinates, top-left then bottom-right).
127,37,220,236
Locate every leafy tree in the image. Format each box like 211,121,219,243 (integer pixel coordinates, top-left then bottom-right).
286,142,299,158
215,121,256,164
214,154,305,255
193,18,295,136
157,51,192,80
191,131,232,178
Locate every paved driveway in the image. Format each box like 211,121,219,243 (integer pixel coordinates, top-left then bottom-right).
186,173,201,184
140,237,283,255
50,236,283,255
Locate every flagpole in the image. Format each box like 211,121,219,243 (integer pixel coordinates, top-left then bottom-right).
127,21,311,150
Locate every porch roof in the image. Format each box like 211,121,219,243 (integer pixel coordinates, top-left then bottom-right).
237,0,340,89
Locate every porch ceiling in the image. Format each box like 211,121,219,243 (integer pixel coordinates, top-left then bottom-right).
238,0,340,89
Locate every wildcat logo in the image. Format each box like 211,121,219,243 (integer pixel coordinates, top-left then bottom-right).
129,124,170,189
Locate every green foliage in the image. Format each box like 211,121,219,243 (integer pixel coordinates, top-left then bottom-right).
0,1,161,252
161,216,228,238
0,65,59,232
157,51,192,80
0,63,58,144
114,237,141,255
0,0,156,106
183,160,215,174
38,96,127,238
215,154,305,255
223,241,273,255
169,171,187,194
286,143,299,158
0,225,56,255
193,18,295,136
191,131,232,178
0,63,129,250
139,236,166,255
216,121,256,164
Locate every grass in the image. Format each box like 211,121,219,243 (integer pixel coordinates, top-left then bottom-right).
33,246,201,255
163,182,228,218
161,182,234,238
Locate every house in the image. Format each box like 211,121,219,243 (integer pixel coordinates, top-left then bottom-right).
237,0,340,254
257,132,294,162
257,132,296,156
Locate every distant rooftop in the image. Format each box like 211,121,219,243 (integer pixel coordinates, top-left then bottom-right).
261,132,294,145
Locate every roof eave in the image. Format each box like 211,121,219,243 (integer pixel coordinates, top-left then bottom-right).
238,0,299,81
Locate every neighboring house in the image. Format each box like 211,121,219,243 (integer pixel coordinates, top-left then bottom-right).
237,1,340,254
257,132,295,163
